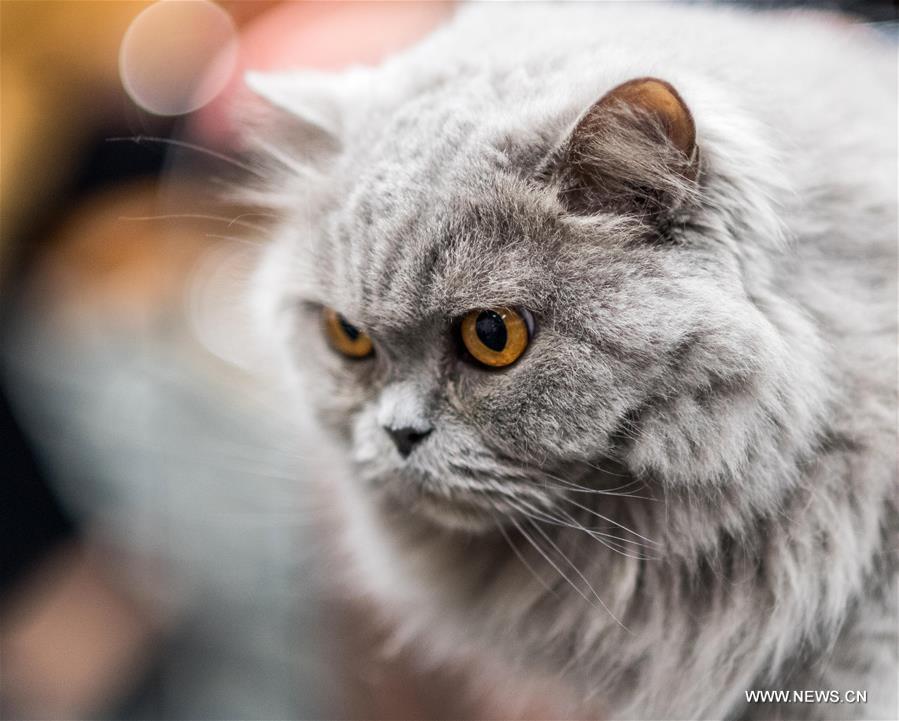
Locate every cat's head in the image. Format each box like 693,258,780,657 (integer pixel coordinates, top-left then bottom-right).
246,68,827,533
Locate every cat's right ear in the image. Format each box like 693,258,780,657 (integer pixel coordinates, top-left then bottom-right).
240,69,344,169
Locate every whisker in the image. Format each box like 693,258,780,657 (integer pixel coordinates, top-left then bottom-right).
118,213,268,232
578,457,633,479
508,496,657,555
106,135,264,177
227,212,279,228
476,452,647,498
552,506,660,561
448,465,553,503
569,472,648,495
205,233,264,247
524,517,630,632
543,481,656,501
535,469,655,501
509,515,595,608
251,137,320,177
561,495,660,547
490,509,557,597
505,495,575,527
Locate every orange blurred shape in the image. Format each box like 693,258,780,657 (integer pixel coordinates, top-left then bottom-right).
25,181,220,332
0,544,166,720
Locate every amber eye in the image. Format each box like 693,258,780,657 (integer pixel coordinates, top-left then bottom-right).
460,307,532,368
323,308,374,359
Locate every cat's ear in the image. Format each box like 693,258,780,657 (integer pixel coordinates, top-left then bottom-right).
558,77,700,218
241,69,344,168
244,70,340,138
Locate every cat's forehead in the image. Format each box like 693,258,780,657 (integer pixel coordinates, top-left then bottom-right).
281,90,568,330
317,171,566,332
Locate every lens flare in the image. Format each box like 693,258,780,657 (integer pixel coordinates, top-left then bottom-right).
119,0,238,116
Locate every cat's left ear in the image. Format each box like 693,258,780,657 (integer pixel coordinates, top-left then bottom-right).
242,69,345,166
558,77,700,217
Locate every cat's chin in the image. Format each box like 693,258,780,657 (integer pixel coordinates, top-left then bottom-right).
374,481,501,534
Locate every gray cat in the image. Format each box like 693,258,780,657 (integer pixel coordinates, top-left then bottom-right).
242,3,897,719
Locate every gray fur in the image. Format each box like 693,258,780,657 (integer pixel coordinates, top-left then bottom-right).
245,4,897,719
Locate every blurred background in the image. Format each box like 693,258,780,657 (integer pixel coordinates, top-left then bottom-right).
0,2,895,720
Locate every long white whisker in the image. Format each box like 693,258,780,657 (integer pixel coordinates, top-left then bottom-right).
501,458,648,497
538,474,655,501
205,233,263,247
553,471,649,496
118,213,268,232
578,457,633,479
524,517,630,633
252,138,320,177
508,496,657,555
509,515,595,608
491,510,557,596
562,495,660,547
552,506,660,561
106,135,264,177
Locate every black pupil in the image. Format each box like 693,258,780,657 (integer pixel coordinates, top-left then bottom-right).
475,310,507,352
339,316,360,341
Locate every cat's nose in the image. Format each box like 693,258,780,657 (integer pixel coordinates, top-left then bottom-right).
385,425,432,459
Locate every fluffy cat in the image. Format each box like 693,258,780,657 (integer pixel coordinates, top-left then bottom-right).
242,4,897,719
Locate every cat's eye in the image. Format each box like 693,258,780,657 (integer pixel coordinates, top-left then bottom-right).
323,308,374,359
459,307,532,368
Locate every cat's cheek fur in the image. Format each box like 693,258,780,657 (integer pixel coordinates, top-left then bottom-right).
625,292,833,501
453,336,628,461
274,308,378,442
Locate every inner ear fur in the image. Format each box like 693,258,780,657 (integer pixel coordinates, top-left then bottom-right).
594,78,696,161
239,70,344,172
559,77,701,219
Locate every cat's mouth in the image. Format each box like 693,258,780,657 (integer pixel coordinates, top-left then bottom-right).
365,461,559,533
349,420,564,532
369,470,502,531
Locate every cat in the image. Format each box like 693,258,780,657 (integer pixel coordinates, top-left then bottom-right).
240,3,897,719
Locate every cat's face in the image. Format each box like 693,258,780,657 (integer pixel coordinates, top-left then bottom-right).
254,74,804,531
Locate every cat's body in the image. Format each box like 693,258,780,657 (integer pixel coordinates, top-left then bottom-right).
247,4,897,719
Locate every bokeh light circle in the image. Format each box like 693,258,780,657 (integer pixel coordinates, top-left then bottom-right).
119,0,238,116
